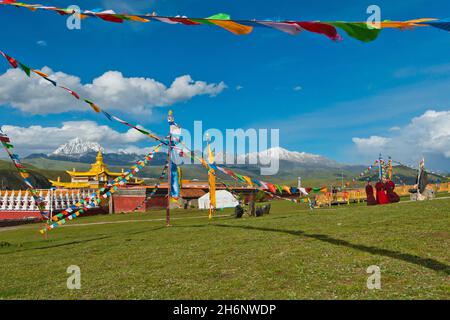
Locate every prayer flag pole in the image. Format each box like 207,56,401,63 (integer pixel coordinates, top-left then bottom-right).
388,156,393,181
378,153,383,180
166,110,173,227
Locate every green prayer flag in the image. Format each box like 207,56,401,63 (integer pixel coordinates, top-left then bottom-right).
191,13,231,25
137,128,150,135
330,22,381,42
275,184,283,193
234,173,246,182
207,13,231,20
19,63,31,77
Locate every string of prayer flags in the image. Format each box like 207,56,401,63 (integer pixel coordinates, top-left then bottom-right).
0,127,48,219
0,51,407,209
0,50,168,147
203,13,253,35
0,1,447,42
133,161,169,212
41,145,162,233
175,139,332,199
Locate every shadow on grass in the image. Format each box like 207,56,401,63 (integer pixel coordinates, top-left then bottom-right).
0,226,166,255
214,224,450,275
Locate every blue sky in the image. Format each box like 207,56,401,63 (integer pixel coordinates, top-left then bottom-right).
0,0,449,170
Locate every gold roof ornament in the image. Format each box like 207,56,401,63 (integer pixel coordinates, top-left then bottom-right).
66,150,122,177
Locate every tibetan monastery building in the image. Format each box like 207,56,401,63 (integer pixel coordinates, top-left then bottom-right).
50,151,144,189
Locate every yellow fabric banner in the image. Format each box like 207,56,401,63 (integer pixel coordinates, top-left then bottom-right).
209,20,253,35
207,143,216,218
243,175,253,187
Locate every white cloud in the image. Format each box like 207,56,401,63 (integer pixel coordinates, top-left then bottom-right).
293,86,303,91
352,110,450,166
236,85,243,91
0,68,226,115
36,40,47,47
352,136,391,153
1,121,149,156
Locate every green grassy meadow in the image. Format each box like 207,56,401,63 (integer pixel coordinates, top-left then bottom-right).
0,198,449,300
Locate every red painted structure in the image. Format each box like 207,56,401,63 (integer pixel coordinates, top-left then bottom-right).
0,211,43,221
112,182,259,213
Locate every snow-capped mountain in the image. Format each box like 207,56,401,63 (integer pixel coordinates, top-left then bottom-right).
50,138,104,156
24,137,167,166
228,147,339,167
26,138,343,171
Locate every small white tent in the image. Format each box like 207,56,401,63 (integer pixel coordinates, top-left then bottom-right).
198,190,239,210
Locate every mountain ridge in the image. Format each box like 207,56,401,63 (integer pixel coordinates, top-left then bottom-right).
26,138,344,169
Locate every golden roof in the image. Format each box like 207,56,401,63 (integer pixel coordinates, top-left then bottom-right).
67,151,123,177
48,181,91,189
50,151,145,188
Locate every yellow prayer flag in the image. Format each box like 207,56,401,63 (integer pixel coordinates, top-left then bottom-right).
19,172,30,179
89,102,101,113
282,186,292,195
243,175,253,187
207,142,216,218
209,20,253,35
32,69,49,78
127,15,150,22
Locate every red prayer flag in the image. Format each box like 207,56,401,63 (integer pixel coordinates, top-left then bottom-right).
294,22,341,41
1,52,18,68
267,183,277,194
168,17,200,25
97,14,124,23
60,86,80,99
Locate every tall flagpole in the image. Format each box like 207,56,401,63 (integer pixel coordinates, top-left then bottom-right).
378,153,383,180
388,156,393,181
166,110,173,227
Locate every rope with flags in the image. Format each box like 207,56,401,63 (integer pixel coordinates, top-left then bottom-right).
0,50,168,147
40,144,163,233
0,50,316,221
0,1,449,42
132,161,169,212
0,127,48,219
391,159,448,180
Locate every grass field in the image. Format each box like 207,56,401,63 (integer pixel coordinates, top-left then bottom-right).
0,198,449,300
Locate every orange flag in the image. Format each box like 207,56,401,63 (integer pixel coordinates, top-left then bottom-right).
209,20,253,35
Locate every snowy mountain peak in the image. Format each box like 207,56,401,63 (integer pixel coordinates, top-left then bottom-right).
237,147,339,167
260,147,322,161
50,138,104,156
